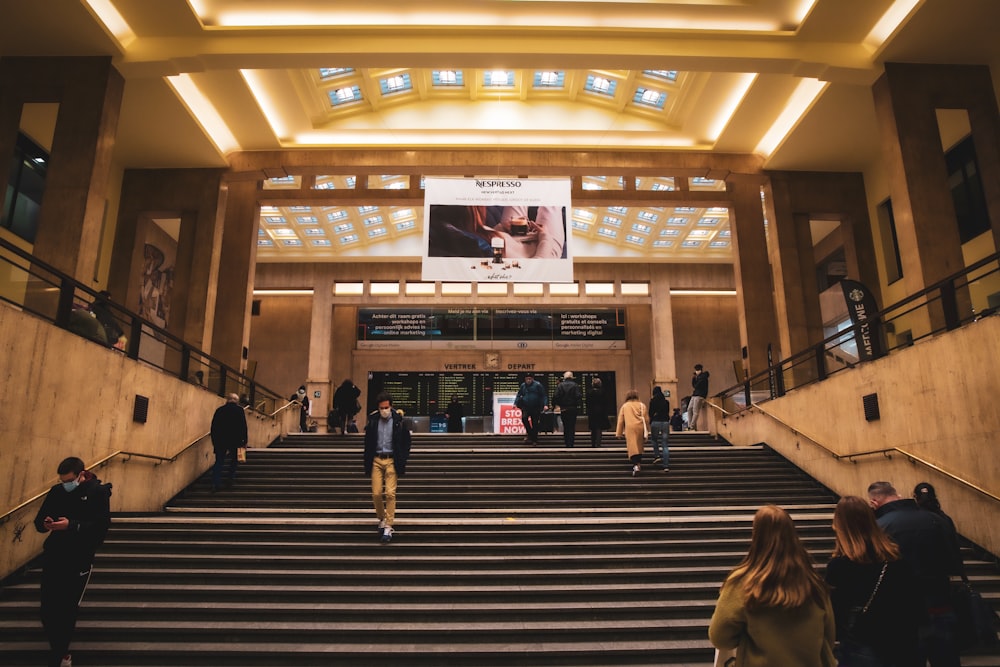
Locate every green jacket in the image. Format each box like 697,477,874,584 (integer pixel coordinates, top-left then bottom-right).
709,579,836,667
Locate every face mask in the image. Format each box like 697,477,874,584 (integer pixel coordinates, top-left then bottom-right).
62,478,79,492
379,408,392,419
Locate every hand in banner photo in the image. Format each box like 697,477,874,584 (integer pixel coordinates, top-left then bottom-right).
427,205,565,260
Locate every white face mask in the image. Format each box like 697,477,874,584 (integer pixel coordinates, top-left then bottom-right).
379,408,392,419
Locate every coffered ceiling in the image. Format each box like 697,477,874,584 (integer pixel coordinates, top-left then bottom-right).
3,0,998,263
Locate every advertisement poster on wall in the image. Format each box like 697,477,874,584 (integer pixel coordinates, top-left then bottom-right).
422,177,573,283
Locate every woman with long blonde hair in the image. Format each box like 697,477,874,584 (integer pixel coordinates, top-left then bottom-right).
709,505,836,666
825,496,922,667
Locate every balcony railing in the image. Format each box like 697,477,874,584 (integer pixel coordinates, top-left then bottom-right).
0,236,284,414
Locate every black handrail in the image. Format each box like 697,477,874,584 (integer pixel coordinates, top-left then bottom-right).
0,235,284,411
717,251,1000,405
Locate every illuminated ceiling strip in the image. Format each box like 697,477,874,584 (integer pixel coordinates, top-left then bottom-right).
252,290,314,296
165,74,240,155
707,73,757,142
865,0,922,50
83,0,136,48
292,131,699,149
210,9,782,32
240,70,289,141
754,78,828,157
670,289,737,296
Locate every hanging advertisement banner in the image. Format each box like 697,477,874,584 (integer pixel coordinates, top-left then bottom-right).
840,279,885,361
422,177,573,283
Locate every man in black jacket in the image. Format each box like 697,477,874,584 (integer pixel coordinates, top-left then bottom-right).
868,481,962,667
210,393,248,491
34,457,112,667
687,364,710,430
552,371,581,447
364,392,412,544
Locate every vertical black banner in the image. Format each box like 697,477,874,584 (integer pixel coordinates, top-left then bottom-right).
841,279,884,361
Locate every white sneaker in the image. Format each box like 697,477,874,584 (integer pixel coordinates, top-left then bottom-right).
60,655,72,667
380,526,394,544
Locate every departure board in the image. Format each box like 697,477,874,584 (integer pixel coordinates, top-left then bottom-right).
367,371,616,417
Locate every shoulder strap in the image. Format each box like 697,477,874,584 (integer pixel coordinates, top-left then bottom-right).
861,562,889,613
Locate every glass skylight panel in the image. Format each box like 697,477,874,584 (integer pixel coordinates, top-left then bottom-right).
364,215,384,226
282,239,303,246
653,240,674,248
264,216,286,224
574,209,595,221
485,70,513,87
635,177,675,191
380,73,412,95
327,210,348,222
608,206,627,215
258,229,266,236
395,221,416,232
708,206,729,213
582,181,602,191
660,229,680,236
675,206,697,213
681,240,701,247
340,234,359,244
303,228,325,236
267,175,296,186
691,177,727,191
313,180,335,190
289,205,311,212
368,227,387,238
698,217,721,226
358,205,378,214
634,88,666,109
637,210,659,223
329,86,362,106
319,68,354,80
258,239,274,247
571,220,590,231
432,70,463,86
385,181,407,190
391,208,414,220
709,240,730,248
717,229,732,238
602,215,622,227
312,239,332,246
296,216,318,224
585,75,617,96
651,182,674,191
597,227,618,239
625,234,645,245
688,229,711,238
644,70,679,82
667,217,688,225
533,71,565,88
632,223,652,234
272,229,297,237
333,223,353,233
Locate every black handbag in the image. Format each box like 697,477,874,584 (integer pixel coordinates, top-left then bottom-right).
951,579,1000,650
844,562,888,641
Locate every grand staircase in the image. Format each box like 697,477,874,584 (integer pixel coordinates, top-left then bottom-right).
3,432,998,666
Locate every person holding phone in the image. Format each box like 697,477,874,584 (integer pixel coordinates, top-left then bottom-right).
33,457,112,667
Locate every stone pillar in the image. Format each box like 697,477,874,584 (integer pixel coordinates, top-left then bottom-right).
211,179,260,372
307,274,334,430
873,63,1000,322
649,265,678,403
729,177,779,378
0,57,123,282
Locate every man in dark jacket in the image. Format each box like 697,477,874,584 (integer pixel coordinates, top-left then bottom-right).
333,378,362,435
364,392,412,544
868,481,962,667
552,371,581,447
210,393,248,491
687,364,710,430
515,374,548,445
33,456,112,667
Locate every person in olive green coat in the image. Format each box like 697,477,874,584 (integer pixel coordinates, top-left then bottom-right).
709,505,836,667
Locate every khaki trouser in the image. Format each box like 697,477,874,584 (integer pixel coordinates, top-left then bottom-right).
371,456,398,526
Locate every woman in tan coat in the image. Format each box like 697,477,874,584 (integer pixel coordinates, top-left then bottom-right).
615,389,649,476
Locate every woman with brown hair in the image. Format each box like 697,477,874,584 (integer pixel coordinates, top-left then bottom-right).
709,505,836,667
615,389,648,476
825,496,922,667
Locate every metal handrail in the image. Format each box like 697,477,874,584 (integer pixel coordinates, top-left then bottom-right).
0,431,215,526
746,403,1000,504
